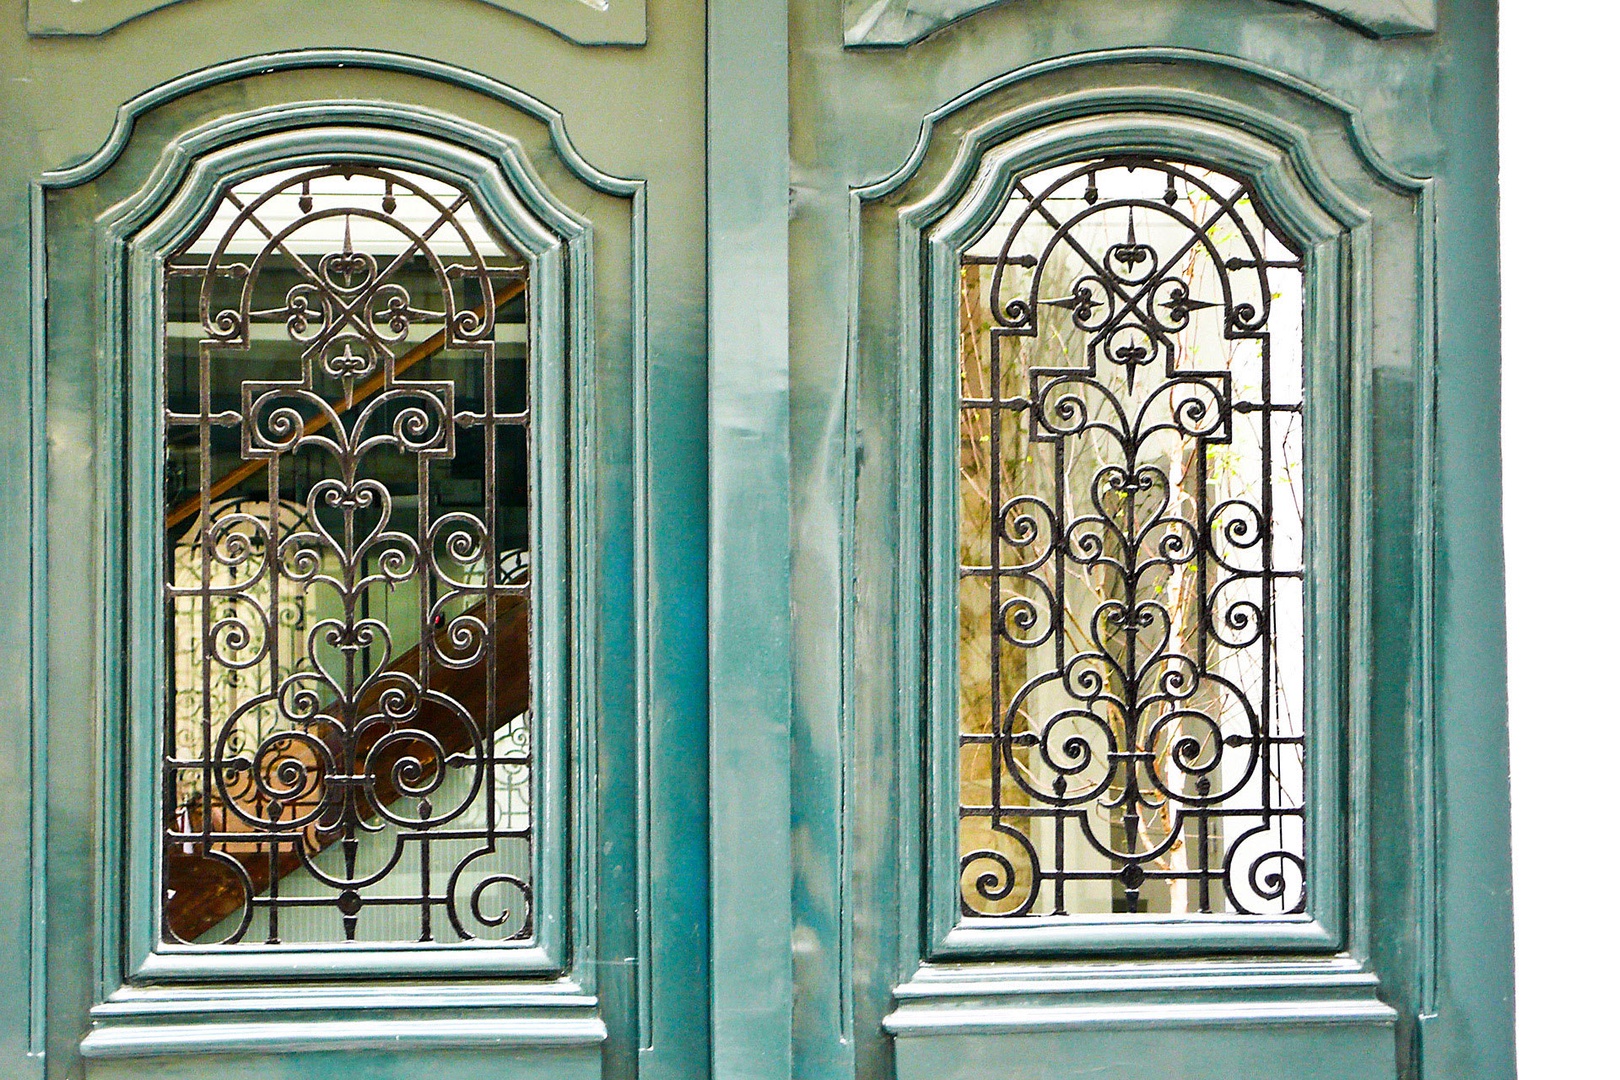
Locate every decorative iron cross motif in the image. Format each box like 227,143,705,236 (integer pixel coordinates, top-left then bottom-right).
957,156,1307,919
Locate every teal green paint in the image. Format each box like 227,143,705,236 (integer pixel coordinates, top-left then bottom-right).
894,96,1382,959
100,113,585,984
1419,0,1514,1076
12,33,709,1078
25,177,50,1076
889,1020,1396,1080
841,0,1438,46
36,50,643,196
828,54,1428,1070
0,2,1507,1078
85,1045,604,1080
788,2,1494,1078
45,105,606,1053
708,0,796,1077
27,0,648,46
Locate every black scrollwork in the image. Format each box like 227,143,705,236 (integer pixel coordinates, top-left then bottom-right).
959,156,1306,918
162,165,534,946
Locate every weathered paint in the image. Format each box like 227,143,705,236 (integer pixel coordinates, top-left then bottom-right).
708,0,797,1079
1,10,708,1080
788,2,1507,1079
26,0,648,45
0,1,1508,1079
842,0,1438,47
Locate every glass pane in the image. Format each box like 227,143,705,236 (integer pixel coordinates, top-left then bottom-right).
957,157,1306,918
162,165,534,945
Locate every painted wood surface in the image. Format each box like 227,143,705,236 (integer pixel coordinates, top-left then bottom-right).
707,1,797,1080
27,0,647,44
843,0,1437,45
1,9,708,1079
0,1,1508,1079
787,2,1506,1080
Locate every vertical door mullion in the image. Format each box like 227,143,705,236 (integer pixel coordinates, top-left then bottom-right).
707,0,795,1078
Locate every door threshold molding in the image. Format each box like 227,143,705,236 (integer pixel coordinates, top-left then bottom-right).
83,981,604,1059
887,953,1392,1023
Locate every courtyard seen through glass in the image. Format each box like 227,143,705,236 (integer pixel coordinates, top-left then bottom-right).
161,166,536,946
955,157,1308,918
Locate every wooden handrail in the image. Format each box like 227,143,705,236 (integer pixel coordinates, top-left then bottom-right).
165,594,531,942
165,279,527,530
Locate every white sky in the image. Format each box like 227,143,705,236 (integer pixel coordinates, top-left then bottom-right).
1504,6,1620,1076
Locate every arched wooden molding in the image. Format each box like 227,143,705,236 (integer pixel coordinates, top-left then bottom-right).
845,0,1435,46
27,0,646,45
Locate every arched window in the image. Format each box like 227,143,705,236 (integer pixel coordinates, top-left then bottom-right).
956,156,1307,919
161,165,535,945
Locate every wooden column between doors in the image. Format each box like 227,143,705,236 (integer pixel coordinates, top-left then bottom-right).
707,0,794,1077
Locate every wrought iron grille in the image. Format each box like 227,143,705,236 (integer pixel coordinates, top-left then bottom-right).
161,165,535,945
956,156,1307,918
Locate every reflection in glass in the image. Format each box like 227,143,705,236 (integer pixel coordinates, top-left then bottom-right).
162,166,534,945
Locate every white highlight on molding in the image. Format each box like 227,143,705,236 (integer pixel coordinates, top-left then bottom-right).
26,0,646,45
844,0,1437,47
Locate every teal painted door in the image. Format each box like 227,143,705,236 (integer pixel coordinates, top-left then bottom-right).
0,6,711,1080
0,2,1510,1080
777,3,1509,1080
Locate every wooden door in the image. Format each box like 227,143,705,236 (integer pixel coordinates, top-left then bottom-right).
777,3,1512,1080
0,4,709,1079
0,2,1511,1079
